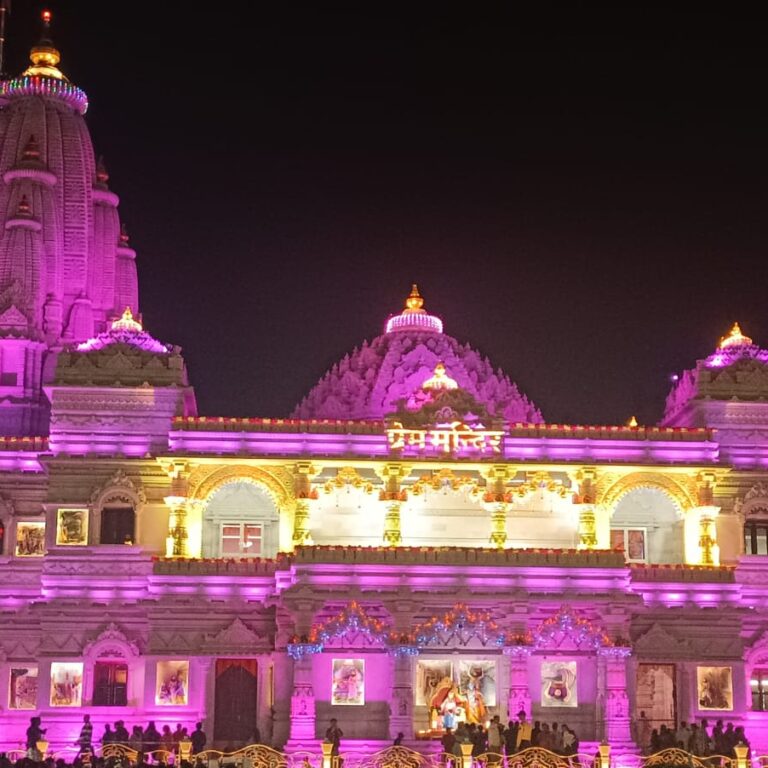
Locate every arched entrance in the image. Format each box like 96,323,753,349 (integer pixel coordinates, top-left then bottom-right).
201,480,281,558
610,487,684,564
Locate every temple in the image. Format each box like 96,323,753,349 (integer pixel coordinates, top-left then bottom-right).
4,13,768,760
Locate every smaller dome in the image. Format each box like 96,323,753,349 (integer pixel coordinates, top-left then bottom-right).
385,284,443,334
76,307,171,354
705,322,768,368
663,322,768,424
293,286,542,423
718,322,752,350
421,362,458,391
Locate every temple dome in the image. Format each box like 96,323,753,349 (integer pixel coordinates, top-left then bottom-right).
292,286,543,423
663,321,768,425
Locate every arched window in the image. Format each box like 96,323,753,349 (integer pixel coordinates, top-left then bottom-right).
83,623,140,708
744,519,768,555
751,668,768,711
202,481,280,558
90,470,146,547
610,487,684,564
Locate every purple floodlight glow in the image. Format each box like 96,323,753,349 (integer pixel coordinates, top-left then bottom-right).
76,309,171,354
703,346,768,368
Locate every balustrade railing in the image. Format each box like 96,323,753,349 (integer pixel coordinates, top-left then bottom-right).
13,742,766,768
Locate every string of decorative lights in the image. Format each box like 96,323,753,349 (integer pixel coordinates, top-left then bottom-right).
284,602,625,660
0,75,88,114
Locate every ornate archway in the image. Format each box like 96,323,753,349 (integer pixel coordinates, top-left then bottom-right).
596,471,696,513
188,464,293,508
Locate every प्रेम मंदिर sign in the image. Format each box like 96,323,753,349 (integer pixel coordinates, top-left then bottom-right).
386,421,504,455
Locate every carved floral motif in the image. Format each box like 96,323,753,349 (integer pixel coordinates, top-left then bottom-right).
90,469,146,508
83,622,140,659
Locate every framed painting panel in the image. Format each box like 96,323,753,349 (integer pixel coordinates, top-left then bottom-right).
415,660,453,707
541,660,577,707
15,521,45,557
697,666,733,711
331,658,364,705
156,660,189,705
50,662,83,707
9,666,38,709
56,509,88,545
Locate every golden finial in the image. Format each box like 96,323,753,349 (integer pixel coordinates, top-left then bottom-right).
627,416,638,428
719,322,752,349
404,284,425,314
111,307,143,333
23,10,66,81
422,362,458,391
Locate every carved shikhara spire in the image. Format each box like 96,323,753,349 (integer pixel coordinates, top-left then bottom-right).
719,322,752,350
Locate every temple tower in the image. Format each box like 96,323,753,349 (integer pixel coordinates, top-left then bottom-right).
0,12,139,434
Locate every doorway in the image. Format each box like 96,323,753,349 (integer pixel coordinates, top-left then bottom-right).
636,663,676,731
214,659,258,746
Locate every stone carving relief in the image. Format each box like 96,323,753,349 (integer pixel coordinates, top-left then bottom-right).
202,617,265,652
149,631,204,654
597,471,697,513
739,483,768,519
634,623,692,656
83,622,140,659
291,683,315,718
187,463,293,509
90,469,147,509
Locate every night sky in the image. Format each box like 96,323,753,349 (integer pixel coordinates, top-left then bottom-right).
4,4,767,425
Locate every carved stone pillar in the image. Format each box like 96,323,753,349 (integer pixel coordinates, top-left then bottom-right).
483,465,513,548
163,462,190,557
289,653,317,742
503,648,531,720
600,648,632,745
271,651,294,749
576,505,598,549
257,656,274,745
383,502,403,545
685,505,721,565
698,510,720,566
198,657,215,738
377,464,411,546
164,497,189,557
574,468,600,549
292,463,318,547
390,651,416,739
